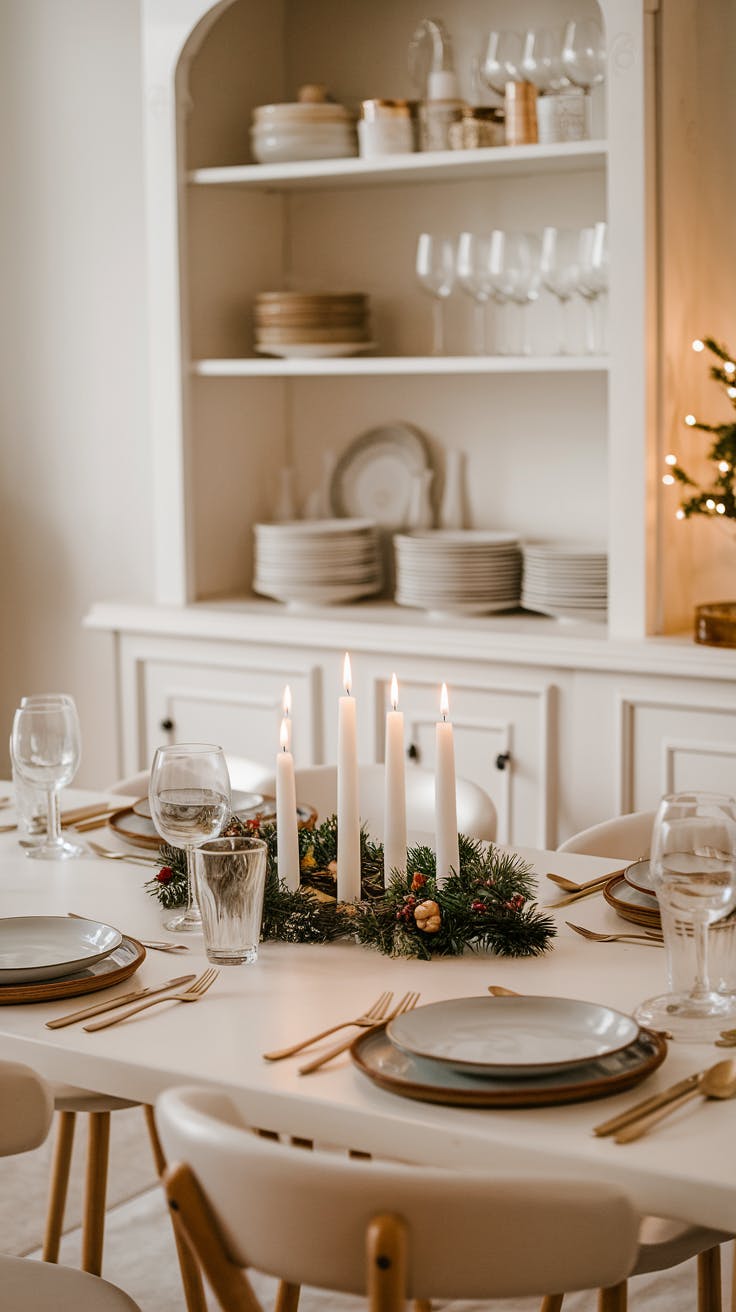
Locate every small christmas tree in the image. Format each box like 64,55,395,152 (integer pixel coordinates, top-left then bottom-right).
664,337,736,524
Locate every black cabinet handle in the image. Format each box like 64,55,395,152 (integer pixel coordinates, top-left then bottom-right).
495,751,511,771
159,718,174,733
407,743,420,763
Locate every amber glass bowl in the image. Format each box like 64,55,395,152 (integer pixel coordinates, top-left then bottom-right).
695,601,736,648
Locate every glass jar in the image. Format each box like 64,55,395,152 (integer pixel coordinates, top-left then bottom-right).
358,100,415,158
418,98,465,152
448,106,505,150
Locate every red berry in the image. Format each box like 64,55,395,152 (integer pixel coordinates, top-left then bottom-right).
156,866,174,885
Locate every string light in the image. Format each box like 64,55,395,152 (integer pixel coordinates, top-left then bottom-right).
717,503,726,514
675,509,685,520
706,498,716,510
692,338,705,352
725,362,736,375
665,453,677,466
662,473,675,486
719,460,731,473
728,387,736,399
685,413,697,426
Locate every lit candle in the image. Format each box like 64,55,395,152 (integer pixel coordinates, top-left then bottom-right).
384,673,407,884
337,652,361,902
276,715,300,892
435,682,459,887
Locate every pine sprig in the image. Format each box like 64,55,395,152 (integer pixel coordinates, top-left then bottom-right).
145,816,556,959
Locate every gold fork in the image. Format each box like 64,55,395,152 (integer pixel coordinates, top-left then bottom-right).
83,968,219,1031
263,991,394,1061
298,991,421,1075
566,921,663,945
86,841,159,866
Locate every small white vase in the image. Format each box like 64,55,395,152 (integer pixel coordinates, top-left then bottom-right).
439,450,465,530
407,469,435,530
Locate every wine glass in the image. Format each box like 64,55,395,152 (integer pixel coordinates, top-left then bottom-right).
540,226,583,354
456,233,493,354
149,744,232,933
576,222,608,353
415,234,455,356
10,699,83,860
488,230,542,356
635,792,736,1041
520,28,568,92
481,30,523,101
561,20,606,135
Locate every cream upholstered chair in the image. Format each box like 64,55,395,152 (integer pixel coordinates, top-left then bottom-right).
156,1085,729,1312
258,762,498,842
106,754,273,798
0,1061,141,1310
557,811,656,860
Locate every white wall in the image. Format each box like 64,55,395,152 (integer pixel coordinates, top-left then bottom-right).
0,0,152,785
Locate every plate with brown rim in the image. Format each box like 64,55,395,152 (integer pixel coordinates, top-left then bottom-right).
350,1022,666,1108
0,936,145,1004
603,874,661,928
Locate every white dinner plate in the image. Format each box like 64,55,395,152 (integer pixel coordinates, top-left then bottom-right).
386,995,640,1076
330,424,430,528
0,916,123,983
620,863,658,904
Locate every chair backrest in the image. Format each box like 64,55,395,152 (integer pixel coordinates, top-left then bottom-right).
157,1086,639,1307
258,763,497,842
0,1062,54,1156
557,811,656,859
106,756,273,798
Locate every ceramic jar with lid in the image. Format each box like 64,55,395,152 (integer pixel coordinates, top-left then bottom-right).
358,100,415,158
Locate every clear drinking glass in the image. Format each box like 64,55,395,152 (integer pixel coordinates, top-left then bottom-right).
561,20,606,135
149,744,232,934
456,232,494,354
520,28,567,93
635,792,736,1041
10,699,83,860
540,226,582,354
488,230,542,356
482,30,523,100
194,836,268,965
416,234,455,355
576,222,608,353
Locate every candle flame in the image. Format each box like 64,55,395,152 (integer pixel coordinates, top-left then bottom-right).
390,672,399,711
440,682,449,720
280,717,290,752
282,684,292,717
343,652,352,695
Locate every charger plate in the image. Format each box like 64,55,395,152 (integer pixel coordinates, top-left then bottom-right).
386,996,640,1076
0,936,145,1005
351,1022,666,1108
624,858,656,896
604,874,661,928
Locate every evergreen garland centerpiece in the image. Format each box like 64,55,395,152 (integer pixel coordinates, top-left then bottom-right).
147,815,555,959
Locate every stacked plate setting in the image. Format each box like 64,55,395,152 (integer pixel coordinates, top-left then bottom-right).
250,100,357,164
394,530,522,617
253,519,383,607
522,542,608,622
254,292,373,359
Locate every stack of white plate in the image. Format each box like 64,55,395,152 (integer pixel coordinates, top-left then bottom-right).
253,519,383,607
522,542,608,621
394,531,522,617
250,100,357,164
254,292,372,359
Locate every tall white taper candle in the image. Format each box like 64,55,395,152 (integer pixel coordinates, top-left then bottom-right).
276,716,300,892
384,673,407,883
435,682,459,887
281,684,292,752
337,653,361,901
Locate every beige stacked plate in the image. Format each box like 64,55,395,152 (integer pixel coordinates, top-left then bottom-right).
521,541,608,622
254,292,373,359
250,97,357,164
253,518,383,607
394,530,522,617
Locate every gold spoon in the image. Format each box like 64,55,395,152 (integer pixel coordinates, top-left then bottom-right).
614,1058,736,1143
547,870,619,893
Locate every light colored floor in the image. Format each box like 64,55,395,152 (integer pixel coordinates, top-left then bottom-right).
1,1106,731,1312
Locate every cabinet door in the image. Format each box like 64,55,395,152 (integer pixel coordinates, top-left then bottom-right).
138,645,320,769
618,681,736,810
367,665,558,848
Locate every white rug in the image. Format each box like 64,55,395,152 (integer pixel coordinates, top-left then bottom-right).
2,1111,731,1312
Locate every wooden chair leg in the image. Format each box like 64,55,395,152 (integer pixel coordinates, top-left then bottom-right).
274,1282,301,1312
81,1110,110,1275
42,1110,76,1262
164,1160,263,1312
698,1245,723,1312
366,1213,408,1312
540,1297,564,1312
144,1105,209,1312
599,1283,627,1312
413,1301,433,1312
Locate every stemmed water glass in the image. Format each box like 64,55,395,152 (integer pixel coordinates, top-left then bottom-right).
456,232,494,354
416,234,455,355
576,222,608,353
481,30,523,101
149,743,232,933
561,20,606,135
520,28,568,93
488,230,542,356
541,226,582,354
635,792,736,1041
10,698,83,860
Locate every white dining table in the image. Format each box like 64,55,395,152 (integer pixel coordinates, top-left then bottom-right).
0,787,734,1235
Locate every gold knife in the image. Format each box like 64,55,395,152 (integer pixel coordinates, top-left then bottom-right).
592,1071,701,1136
45,974,196,1028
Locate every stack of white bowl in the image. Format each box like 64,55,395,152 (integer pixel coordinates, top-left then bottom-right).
253,519,382,607
394,531,522,617
521,542,608,621
251,100,357,164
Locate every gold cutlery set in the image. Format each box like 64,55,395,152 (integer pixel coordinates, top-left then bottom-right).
45,970,218,1031
263,990,421,1075
593,1059,736,1143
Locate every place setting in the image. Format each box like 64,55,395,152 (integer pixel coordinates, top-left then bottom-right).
0,913,146,1005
